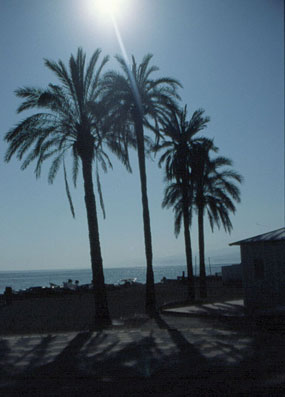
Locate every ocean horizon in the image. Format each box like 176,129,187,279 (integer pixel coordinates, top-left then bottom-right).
0,263,232,294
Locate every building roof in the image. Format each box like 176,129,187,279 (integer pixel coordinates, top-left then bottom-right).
229,227,285,246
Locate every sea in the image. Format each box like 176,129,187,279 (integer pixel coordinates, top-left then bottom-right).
0,264,225,294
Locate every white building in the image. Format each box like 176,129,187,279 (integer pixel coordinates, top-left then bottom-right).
230,227,285,313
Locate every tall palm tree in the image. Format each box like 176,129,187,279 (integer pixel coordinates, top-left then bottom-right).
4,48,127,326
157,106,210,300
101,54,181,315
191,140,243,298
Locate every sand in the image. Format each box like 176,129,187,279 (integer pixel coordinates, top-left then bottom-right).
0,279,243,335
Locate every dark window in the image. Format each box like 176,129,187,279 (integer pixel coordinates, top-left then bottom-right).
254,258,264,280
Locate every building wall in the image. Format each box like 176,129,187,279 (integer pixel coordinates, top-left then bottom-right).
241,241,285,312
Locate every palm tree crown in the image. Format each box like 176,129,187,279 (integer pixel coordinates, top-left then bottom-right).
191,140,242,233
158,106,210,181
102,54,181,129
5,48,127,209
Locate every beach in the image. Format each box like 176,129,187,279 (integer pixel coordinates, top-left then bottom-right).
0,279,243,335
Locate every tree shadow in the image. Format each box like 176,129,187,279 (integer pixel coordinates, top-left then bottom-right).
2,317,285,395
153,313,207,370
16,334,56,368
152,313,285,395
0,331,92,396
0,339,12,378
28,331,92,378
153,314,223,389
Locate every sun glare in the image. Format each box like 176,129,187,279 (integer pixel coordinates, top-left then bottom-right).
92,0,126,19
85,0,131,66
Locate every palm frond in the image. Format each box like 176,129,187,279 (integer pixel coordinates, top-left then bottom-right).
48,152,64,184
89,54,109,101
84,48,101,96
16,87,45,112
96,162,106,219
72,145,79,187
63,161,75,218
174,210,183,237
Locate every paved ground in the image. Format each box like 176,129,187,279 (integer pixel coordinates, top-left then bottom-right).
1,300,285,395
162,299,245,318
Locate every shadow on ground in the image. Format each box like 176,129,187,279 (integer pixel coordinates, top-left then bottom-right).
1,313,285,395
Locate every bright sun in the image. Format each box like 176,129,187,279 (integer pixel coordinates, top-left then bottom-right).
93,0,126,18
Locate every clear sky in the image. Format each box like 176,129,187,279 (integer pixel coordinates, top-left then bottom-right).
0,0,284,271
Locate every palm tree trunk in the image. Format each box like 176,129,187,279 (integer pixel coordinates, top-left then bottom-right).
198,204,207,299
134,116,156,315
182,182,195,300
81,156,111,326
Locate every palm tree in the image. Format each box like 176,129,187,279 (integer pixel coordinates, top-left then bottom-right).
191,140,243,298
101,54,181,315
157,106,210,300
4,48,127,326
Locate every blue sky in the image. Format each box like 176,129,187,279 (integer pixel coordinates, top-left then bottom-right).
0,0,284,271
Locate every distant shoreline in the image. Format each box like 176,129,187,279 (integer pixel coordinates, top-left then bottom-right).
0,265,229,294
0,263,238,273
